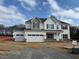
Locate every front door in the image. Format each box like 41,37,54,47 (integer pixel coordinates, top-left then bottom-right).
47,33,54,39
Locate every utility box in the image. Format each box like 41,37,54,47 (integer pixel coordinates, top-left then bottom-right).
71,40,79,54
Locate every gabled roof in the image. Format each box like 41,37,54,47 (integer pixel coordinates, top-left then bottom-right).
25,17,46,23
49,16,70,25
25,16,70,25
58,20,70,25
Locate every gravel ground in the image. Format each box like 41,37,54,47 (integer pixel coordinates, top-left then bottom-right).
0,48,77,59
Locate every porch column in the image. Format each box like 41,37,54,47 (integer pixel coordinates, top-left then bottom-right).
56,33,60,41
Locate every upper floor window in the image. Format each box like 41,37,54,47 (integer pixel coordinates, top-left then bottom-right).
33,22,39,29
61,25,68,29
47,24,54,29
57,25,59,29
33,23,35,28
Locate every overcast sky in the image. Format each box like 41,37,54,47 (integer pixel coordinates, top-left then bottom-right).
0,0,79,26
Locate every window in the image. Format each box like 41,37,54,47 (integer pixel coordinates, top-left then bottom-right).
28,34,44,36
47,34,54,38
33,22,39,29
37,23,39,28
39,35,44,36
47,24,54,29
33,23,35,28
61,25,68,29
28,34,31,36
57,25,59,29
16,34,24,36
63,34,68,39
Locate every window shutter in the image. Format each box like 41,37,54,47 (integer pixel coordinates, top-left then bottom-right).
52,24,54,29
47,24,48,29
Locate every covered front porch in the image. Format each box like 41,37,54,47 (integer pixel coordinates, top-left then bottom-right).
45,30,63,41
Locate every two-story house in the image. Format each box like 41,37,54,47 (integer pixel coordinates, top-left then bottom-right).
13,16,70,42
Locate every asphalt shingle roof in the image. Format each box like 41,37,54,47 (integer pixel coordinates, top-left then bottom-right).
25,16,69,25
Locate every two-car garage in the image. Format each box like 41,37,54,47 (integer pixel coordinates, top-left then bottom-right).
13,30,46,42
27,34,44,42
25,31,46,42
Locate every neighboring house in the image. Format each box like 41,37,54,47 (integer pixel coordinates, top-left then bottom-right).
13,16,70,42
0,28,12,36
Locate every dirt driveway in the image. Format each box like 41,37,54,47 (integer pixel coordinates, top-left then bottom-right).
0,41,78,59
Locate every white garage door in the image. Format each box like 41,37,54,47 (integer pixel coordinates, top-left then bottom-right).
15,34,25,41
27,34,44,42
